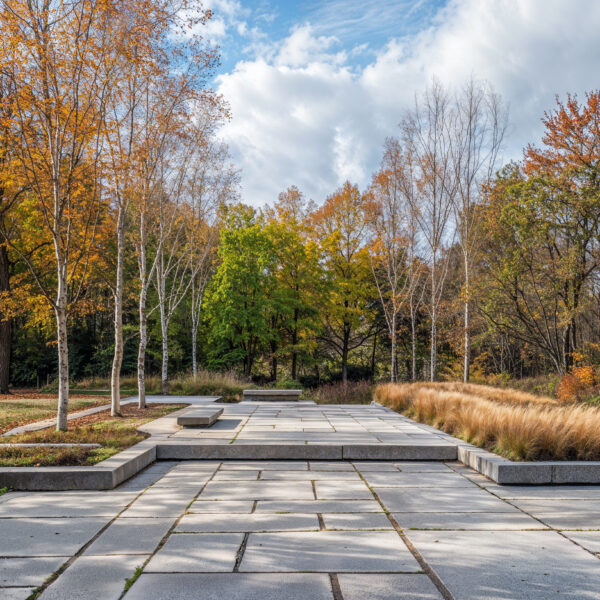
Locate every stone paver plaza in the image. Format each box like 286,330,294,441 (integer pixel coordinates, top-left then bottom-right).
1,400,600,599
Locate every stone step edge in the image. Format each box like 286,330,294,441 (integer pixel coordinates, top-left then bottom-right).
371,401,600,484
0,440,156,491
0,440,456,490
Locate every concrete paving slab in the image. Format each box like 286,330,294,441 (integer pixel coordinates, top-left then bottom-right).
322,513,393,530
255,499,384,513
407,530,600,600
240,531,420,572
0,491,137,518
393,463,455,473
510,499,600,513
259,470,361,481
125,573,334,600
0,588,36,600
145,533,243,572
0,557,67,587
361,472,477,487
309,462,355,471
374,487,520,513
393,511,548,530
484,485,600,499
84,517,174,555
120,488,198,517
38,554,147,600
176,513,319,532
562,531,600,552
351,462,400,471
315,481,372,499
188,500,255,513
0,517,109,556
200,481,315,500
211,470,261,481
337,574,443,600
532,513,600,530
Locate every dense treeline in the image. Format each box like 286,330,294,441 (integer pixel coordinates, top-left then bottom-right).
2,2,600,430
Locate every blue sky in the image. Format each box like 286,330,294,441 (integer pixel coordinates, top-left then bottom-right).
214,1,446,73
203,0,600,207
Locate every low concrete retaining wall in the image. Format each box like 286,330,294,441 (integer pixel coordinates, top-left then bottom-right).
0,440,156,491
243,389,302,401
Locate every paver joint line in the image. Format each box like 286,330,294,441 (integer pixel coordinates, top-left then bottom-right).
353,463,455,600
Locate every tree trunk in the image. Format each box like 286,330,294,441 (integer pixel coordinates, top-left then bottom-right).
390,313,396,383
371,332,377,382
271,354,277,382
55,300,69,431
0,244,11,394
291,309,298,380
137,284,148,408
291,350,297,381
341,327,349,384
410,302,417,381
110,211,125,416
463,260,470,383
192,325,198,378
430,266,437,382
161,320,169,395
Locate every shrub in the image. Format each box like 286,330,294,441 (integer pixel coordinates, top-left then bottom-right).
314,381,372,404
557,366,597,403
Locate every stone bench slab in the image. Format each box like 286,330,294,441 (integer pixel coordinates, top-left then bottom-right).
177,408,223,428
243,389,302,402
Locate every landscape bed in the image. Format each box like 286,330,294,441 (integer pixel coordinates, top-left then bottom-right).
0,403,186,467
375,382,600,461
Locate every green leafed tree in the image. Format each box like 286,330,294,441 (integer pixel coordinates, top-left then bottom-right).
204,204,277,376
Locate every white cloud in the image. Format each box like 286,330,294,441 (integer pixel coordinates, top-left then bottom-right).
215,0,600,206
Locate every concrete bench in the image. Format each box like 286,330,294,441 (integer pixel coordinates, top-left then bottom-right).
177,407,223,428
243,389,303,402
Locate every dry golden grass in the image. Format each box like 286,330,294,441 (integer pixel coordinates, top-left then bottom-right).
375,382,600,461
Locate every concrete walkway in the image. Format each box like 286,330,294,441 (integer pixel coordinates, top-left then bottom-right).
1,402,600,599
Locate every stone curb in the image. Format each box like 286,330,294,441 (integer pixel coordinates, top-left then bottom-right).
371,400,600,484
0,439,156,491
155,443,457,461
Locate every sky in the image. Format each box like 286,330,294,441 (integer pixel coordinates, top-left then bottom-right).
203,0,600,207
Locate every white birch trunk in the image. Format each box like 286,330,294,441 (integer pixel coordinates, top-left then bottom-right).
390,313,397,383
110,208,126,415
463,254,470,383
55,299,69,431
137,281,148,409
160,295,169,395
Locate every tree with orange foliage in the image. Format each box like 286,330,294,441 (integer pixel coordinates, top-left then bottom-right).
0,0,117,429
482,91,600,374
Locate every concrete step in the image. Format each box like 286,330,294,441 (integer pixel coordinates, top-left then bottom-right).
177,408,224,428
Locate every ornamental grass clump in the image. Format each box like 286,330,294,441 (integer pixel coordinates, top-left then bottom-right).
375,382,600,461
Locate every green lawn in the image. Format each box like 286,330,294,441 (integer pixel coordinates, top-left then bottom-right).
0,393,112,434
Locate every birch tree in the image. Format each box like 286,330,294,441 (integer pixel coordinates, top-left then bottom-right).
188,142,237,377
402,81,456,381
368,139,411,382
452,79,506,382
1,0,115,429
